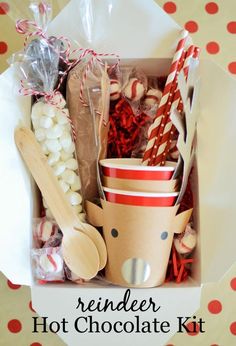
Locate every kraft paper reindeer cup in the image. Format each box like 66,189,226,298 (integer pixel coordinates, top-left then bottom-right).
100,158,177,193
86,200,192,288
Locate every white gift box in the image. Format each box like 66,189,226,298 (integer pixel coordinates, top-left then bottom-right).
0,0,236,345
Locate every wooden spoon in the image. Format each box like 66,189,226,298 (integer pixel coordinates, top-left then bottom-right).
15,127,107,279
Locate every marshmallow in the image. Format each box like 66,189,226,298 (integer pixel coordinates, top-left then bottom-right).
39,252,63,273
60,150,73,161
56,110,69,125
78,213,86,222
66,190,82,206
61,169,77,185
58,179,70,193
72,204,83,215
63,142,75,154
144,88,162,106
31,101,44,119
36,219,55,242
52,93,67,108
123,78,145,101
39,116,53,129
32,117,40,129
70,175,81,191
60,131,72,150
65,158,78,170
53,161,66,176
110,79,121,101
174,224,197,255
40,142,50,155
45,139,62,153
47,152,60,166
42,103,56,118
46,124,63,139
35,128,46,142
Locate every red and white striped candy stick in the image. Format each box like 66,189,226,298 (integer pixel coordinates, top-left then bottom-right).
150,50,187,166
142,29,189,165
155,45,199,166
154,45,195,165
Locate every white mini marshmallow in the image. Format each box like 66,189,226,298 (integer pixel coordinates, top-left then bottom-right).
56,110,69,125
39,116,53,129
72,204,83,215
70,175,81,191
35,128,46,142
58,179,70,193
53,161,66,176
61,169,77,185
32,117,40,129
46,124,63,139
47,152,60,166
45,139,62,153
60,150,73,161
60,131,72,150
65,158,78,170
39,253,63,273
31,101,44,119
66,190,82,206
42,103,56,118
78,213,86,222
63,142,75,154
40,142,49,155
52,93,66,108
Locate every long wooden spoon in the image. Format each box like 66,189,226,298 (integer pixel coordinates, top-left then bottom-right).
15,127,107,279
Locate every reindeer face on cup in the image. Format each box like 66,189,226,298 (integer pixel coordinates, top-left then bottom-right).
86,200,192,288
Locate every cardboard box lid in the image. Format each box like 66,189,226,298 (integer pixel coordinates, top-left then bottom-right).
0,0,235,285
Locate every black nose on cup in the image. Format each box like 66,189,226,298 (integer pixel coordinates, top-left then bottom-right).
121,258,151,285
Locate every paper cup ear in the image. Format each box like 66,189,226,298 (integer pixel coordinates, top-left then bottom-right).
85,201,104,227
171,208,193,234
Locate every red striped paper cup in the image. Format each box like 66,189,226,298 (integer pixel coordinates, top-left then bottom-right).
100,158,175,181
103,187,178,207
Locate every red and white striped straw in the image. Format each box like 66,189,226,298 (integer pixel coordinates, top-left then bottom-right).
142,29,189,165
154,45,199,166
153,45,195,165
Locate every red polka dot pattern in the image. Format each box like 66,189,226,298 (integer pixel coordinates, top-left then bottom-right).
228,62,236,74
186,321,200,336
29,300,36,313
0,41,8,54
163,1,177,14
206,41,220,54
230,277,236,290
230,322,236,335
184,21,198,33
0,1,9,14
208,300,222,314
205,2,219,14
7,319,22,333
227,22,236,34
7,280,21,290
